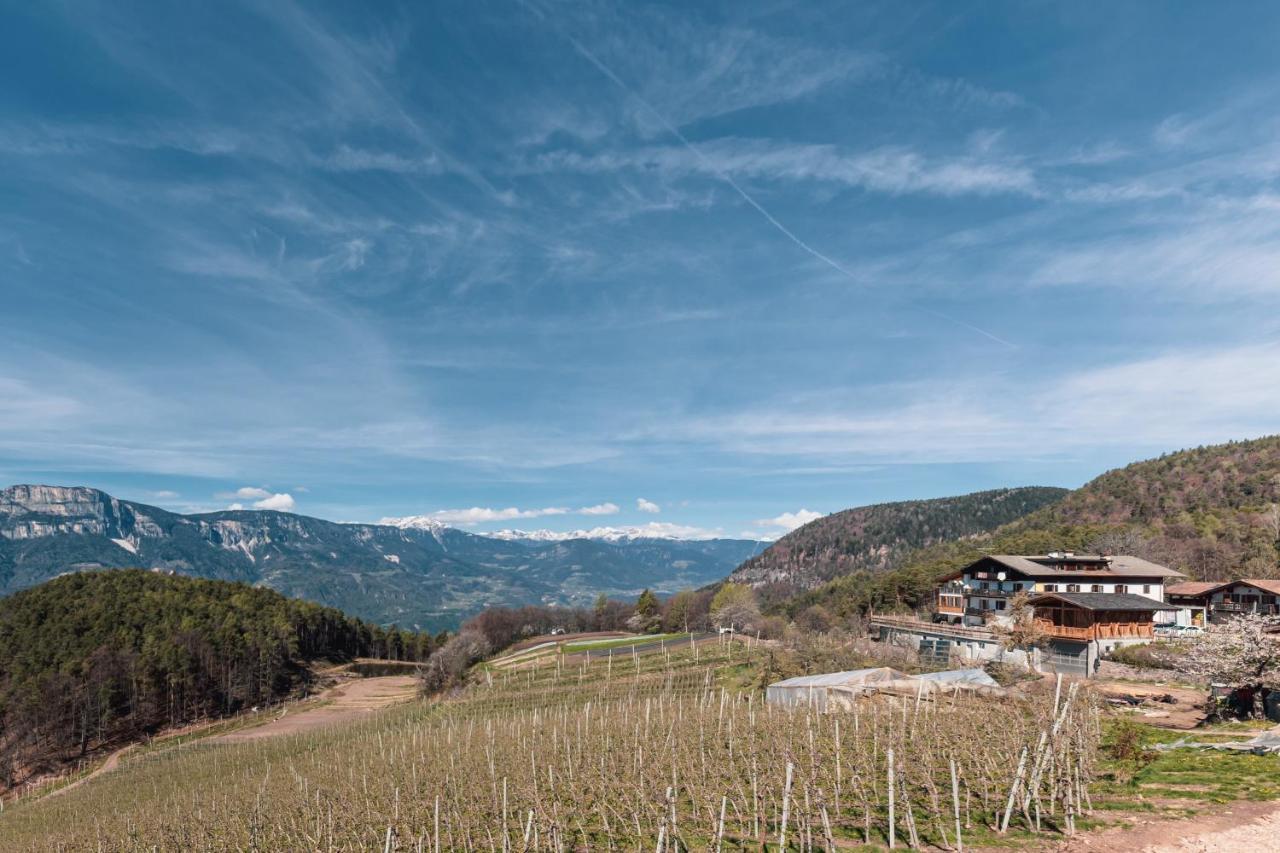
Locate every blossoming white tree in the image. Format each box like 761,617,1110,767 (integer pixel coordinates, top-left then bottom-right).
1184,612,1280,687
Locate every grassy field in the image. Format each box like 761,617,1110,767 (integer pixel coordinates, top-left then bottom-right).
1095,719,1280,815
560,631,691,652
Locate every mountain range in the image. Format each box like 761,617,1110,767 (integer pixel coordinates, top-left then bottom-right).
0,485,763,631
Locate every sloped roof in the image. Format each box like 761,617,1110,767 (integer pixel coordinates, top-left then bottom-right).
1030,591,1178,611
1166,581,1222,597
1233,579,1280,596
981,554,1185,579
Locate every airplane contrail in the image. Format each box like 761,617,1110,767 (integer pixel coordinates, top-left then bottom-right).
520,0,1017,349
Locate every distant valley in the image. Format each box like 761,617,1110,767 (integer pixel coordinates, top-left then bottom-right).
0,485,763,631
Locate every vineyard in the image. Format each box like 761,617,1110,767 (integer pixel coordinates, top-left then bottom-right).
0,637,1101,850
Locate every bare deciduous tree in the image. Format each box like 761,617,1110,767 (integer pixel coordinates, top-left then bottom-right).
990,591,1049,652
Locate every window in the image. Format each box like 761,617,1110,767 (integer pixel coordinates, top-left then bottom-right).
1067,584,1081,592
1043,584,1057,592
1115,584,1128,594
1091,584,1103,592
995,600,1006,610
1143,585,1151,594
1012,582,1022,591
980,599,990,610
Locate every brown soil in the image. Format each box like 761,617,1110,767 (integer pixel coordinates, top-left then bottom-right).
1093,680,1209,729
216,675,418,742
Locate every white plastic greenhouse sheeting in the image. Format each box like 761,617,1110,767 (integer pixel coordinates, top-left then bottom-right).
916,668,999,687
765,667,908,711
766,666,1003,710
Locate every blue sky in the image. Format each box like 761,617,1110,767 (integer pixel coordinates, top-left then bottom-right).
3,2,1280,539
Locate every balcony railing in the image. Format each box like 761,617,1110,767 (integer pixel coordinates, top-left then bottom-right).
1033,620,1154,641
1034,621,1092,640
1214,602,1280,615
967,587,1014,598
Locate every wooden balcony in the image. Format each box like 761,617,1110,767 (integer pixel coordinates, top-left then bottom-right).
1214,602,1279,615
1035,620,1091,640
1033,620,1154,641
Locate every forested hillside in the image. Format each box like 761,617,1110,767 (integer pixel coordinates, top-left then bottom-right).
728,487,1067,598
786,436,1280,620
0,570,432,789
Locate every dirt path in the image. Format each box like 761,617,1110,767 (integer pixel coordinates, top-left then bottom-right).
216,675,418,742
1046,799,1280,852
42,744,134,800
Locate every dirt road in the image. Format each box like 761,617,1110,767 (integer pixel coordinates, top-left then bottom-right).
216,675,418,742
1046,799,1280,852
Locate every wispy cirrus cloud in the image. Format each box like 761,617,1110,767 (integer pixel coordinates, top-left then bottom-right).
660,342,1280,464
534,138,1036,197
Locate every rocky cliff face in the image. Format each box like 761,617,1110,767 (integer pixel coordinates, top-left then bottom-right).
0,485,760,630
0,485,166,542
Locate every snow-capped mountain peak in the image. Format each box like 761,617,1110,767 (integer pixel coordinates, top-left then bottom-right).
488,523,743,543
377,515,451,533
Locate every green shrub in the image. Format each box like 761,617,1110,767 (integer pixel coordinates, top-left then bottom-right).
1106,642,1181,670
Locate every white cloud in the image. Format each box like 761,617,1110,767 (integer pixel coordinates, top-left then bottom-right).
636,497,661,514
537,140,1036,198
754,509,823,534
425,506,570,524
386,501,624,526
227,486,272,500
665,342,1280,464
1028,218,1280,298
219,487,295,511
317,144,442,174
492,522,731,541
253,493,295,512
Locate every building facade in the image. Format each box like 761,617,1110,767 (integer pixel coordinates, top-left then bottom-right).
934,552,1184,628
1167,579,1280,624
